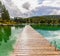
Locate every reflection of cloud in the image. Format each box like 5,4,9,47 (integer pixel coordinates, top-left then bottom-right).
38,30,60,42
45,31,60,40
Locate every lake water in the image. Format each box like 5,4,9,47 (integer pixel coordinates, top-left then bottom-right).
0,25,60,56
0,25,24,56
32,25,60,49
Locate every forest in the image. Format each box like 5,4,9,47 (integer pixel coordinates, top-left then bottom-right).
14,15,60,25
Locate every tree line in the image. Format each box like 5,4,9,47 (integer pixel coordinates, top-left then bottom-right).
14,16,60,25
0,1,10,21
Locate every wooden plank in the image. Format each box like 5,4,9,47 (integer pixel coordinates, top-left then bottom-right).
11,25,60,56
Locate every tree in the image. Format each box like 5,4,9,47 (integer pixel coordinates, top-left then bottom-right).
1,4,10,21
0,1,3,18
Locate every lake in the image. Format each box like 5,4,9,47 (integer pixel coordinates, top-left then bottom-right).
0,25,60,56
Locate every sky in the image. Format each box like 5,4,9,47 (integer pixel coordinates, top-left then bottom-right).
1,0,60,18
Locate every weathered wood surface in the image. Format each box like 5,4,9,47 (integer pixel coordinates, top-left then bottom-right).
11,25,60,56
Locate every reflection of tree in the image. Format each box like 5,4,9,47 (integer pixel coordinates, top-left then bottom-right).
0,26,11,42
51,40,57,51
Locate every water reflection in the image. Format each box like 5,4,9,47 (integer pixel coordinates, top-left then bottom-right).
0,26,11,42
31,25,60,31
31,25,60,49
0,25,24,56
0,25,60,56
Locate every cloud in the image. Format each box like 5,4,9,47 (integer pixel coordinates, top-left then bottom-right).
1,0,60,17
28,6,60,16
1,0,24,17
22,2,30,10
50,9,60,15
12,0,40,13
41,0,60,7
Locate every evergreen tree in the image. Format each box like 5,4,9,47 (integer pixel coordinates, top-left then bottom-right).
0,1,3,17
1,5,10,21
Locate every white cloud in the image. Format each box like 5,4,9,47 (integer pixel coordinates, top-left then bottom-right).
41,0,60,7
12,0,39,13
50,9,60,15
1,0,60,17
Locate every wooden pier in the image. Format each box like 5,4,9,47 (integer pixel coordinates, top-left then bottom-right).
11,25,60,56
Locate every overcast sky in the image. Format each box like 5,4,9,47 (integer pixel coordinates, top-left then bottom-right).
1,0,60,18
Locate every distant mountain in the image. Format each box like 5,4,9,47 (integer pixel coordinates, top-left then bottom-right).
14,15,60,19
41,15,60,19
28,15,60,19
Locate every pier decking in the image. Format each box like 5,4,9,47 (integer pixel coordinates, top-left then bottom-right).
11,25,60,56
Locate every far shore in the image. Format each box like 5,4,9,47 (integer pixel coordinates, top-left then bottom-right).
0,23,60,26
